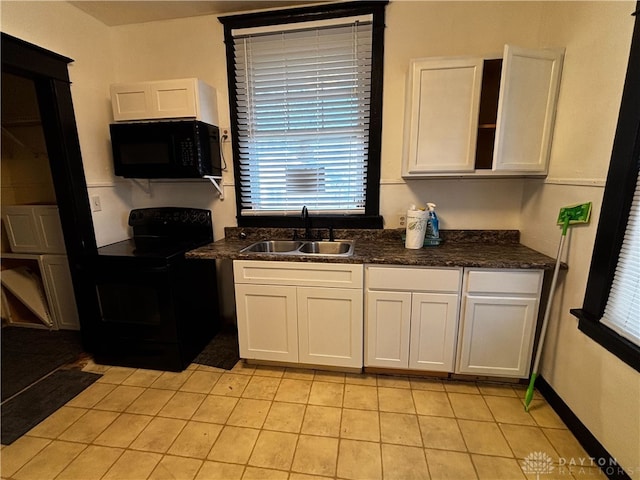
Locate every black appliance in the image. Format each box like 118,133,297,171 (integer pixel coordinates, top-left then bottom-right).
109,120,222,178
91,207,219,371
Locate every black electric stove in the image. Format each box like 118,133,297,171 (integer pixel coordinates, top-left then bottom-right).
90,207,220,371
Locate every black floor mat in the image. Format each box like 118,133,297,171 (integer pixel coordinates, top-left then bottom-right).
193,328,240,370
1,369,101,445
1,327,84,401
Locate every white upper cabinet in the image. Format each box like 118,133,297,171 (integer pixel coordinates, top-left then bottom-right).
494,45,564,173
402,57,483,174
402,45,564,177
110,78,219,125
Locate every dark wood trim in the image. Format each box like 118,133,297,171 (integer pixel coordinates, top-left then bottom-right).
237,215,383,230
573,309,640,373
1,33,72,82
581,5,640,316
219,1,388,28
221,19,244,226
571,3,640,370
364,2,386,217
220,2,387,228
537,376,632,480
2,33,100,350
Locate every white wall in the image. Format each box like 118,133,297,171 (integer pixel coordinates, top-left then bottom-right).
109,15,236,240
108,2,556,234
520,2,639,477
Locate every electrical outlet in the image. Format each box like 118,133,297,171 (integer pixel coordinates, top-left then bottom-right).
91,195,102,212
398,213,406,227
220,127,231,143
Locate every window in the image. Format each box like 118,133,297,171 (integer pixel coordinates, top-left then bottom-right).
220,1,386,228
601,174,640,346
571,9,640,373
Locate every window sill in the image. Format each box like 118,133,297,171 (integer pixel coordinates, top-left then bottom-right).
237,214,384,229
571,308,640,373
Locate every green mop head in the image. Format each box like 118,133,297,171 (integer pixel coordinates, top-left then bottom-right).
557,202,592,234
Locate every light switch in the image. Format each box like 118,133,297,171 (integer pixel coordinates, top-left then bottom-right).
91,195,102,212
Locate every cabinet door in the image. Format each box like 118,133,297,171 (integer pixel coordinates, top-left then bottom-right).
2,206,64,254
403,57,483,175
297,287,363,368
150,79,198,119
493,45,564,173
110,83,153,121
2,207,40,253
40,255,79,330
409,292,459,372
33,206,65,253
235,284,298,362
365,290,412,368
457,295,538,377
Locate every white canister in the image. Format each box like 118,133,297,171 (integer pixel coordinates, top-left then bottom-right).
405,208,428,249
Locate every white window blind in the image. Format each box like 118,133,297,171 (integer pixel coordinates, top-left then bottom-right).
602,171,640,345
232,17,373,215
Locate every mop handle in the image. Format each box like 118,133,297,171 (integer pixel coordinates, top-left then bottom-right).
531,231,566,375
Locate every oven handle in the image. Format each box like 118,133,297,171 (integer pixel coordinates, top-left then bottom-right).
79,262,173,275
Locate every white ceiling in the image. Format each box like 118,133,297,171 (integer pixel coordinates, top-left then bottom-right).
69,1,323,26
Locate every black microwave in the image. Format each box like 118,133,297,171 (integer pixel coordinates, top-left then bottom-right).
109,120,222,179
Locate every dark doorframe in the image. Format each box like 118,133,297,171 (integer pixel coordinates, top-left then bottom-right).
2,32,100,350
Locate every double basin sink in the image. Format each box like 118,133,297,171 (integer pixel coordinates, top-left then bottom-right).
240,239,354,257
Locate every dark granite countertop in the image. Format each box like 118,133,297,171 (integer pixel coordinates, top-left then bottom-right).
187,228,559,270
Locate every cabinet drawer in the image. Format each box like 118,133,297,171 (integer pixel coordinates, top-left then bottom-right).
465,269,543,295
234,261,363,289
366,266,461,292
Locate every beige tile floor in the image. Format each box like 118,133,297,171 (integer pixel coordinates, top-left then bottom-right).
1,360,607,480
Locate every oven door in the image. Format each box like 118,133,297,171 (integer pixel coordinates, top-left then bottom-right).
95,264,176,335
91,258,186,369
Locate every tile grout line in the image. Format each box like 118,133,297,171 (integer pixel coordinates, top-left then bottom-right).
6,361,591,480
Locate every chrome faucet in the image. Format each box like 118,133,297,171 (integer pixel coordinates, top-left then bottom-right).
301,205,312,239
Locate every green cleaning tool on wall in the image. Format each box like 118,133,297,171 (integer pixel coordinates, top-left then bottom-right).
524,202,593,412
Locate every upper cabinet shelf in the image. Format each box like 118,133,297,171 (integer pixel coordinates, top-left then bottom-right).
110,78,219,126
402,45,564,178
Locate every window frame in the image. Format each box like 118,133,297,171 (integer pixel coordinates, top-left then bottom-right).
570,5,640,373
219,1,387,229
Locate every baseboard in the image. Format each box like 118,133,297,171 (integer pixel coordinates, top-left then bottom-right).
537,376,632,480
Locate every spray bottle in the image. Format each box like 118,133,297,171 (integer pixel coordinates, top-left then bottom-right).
426,203,440,240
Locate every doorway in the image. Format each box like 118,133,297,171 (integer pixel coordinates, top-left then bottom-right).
0,71,72,330
1,33,100,349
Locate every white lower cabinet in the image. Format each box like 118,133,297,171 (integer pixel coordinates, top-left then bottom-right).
365,266,462,372
40,255,80,330
234,283,298,362
234,261,544,377
234,261,363,368
1,253,80,330
456,269,544,378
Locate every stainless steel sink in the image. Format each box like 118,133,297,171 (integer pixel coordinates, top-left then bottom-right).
298,241,353,255
240,239,354,257
240,240,303,253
